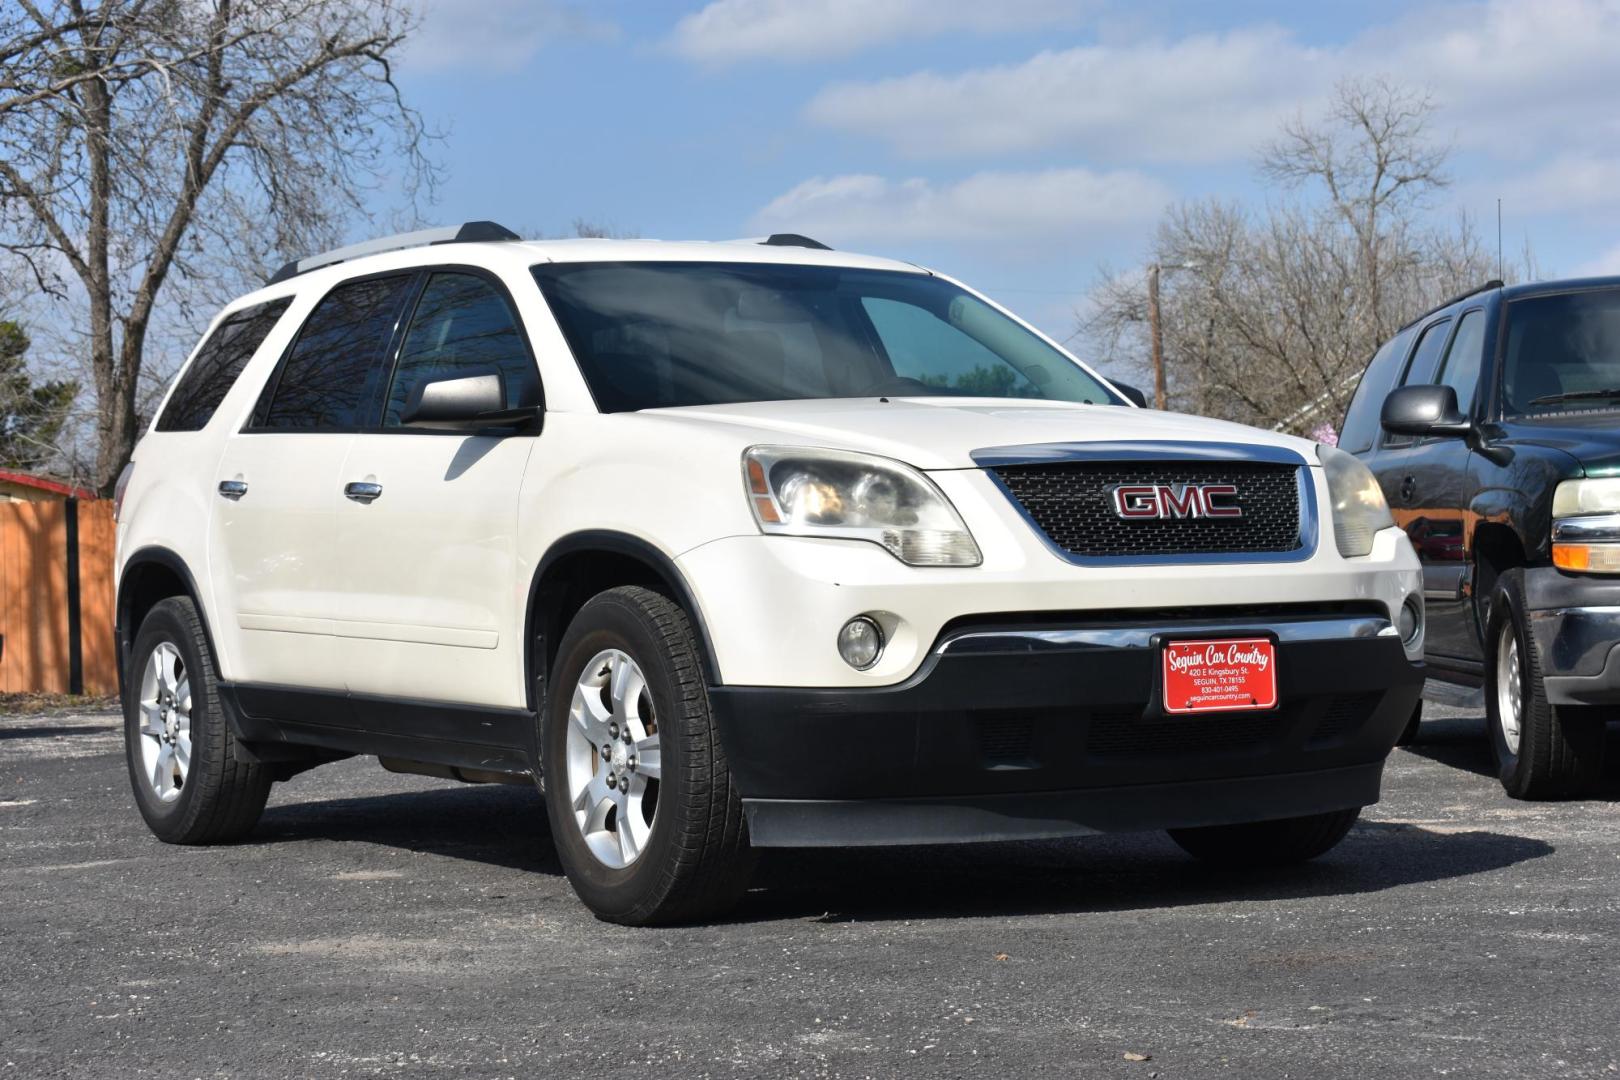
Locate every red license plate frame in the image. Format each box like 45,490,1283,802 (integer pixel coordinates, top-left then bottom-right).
1160,637,1279,715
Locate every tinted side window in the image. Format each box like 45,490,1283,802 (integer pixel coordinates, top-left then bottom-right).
156,299,291,432
260,276,413,430
1401,318,1454,388
1384,318,1454,447
383,273,540,427
1338,329,1411,454
1436,309,1486,414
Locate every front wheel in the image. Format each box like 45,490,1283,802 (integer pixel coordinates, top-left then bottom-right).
123,597,271,843
1486,569,1606,799
542,586,753,925
1167,808,1359,867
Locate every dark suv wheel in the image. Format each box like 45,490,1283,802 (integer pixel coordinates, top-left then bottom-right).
541,586,754,925
123,597,272,843
1486,569,1607,799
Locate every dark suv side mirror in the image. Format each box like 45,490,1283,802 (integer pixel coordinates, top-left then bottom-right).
402,371,539,429
1381,384,1472,439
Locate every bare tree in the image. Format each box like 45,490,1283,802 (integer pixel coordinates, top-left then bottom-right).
1083,78,1526,435
1261,77,1452,336
0,1,436,493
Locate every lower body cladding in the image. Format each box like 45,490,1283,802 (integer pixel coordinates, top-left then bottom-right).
711,611,1424,848
1525,567,1620,706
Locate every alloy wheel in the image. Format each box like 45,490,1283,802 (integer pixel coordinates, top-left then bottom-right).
565,649,662,869
1496,627,1523,756
138,642,192,803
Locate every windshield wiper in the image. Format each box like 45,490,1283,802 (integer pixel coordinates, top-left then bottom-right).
1529,387,1620,406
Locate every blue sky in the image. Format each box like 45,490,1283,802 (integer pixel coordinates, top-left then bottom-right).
383,0,1620,343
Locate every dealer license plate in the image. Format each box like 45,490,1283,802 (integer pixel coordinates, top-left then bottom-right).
1161,637,1278,715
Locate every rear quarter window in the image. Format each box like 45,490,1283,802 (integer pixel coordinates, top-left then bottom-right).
155,298,292,432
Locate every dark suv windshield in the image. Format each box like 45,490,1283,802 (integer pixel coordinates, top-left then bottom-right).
1503,287,1620,415
531,261,1121,412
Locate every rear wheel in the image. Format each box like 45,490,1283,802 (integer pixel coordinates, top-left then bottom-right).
542,586,753,925
1487,569,1606,799
1168,808,1359,867
123,597,271,843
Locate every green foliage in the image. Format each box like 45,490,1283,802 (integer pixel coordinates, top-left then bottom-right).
0,321,77,473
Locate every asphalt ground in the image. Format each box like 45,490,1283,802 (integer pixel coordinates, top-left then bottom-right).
1,703,1617,1079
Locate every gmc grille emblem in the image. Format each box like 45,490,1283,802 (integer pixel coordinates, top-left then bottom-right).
1109,483,1243,520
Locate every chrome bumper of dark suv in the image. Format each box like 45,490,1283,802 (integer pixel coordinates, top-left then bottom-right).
709,610,1425,847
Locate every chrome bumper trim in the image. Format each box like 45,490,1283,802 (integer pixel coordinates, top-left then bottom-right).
937,614,1394,655
1552,514,1620,542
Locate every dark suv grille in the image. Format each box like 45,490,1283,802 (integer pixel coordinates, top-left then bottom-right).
990,461,1303,559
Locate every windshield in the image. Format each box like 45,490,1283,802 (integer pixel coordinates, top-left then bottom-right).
1503,287,1620,415
531,261,1122,412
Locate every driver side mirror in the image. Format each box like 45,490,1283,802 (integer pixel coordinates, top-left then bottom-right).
1381,384,1472,439
402,371,540,429
1112,381,1149,408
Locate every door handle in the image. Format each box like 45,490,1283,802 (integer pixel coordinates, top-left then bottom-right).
1399,475,1417,501
344,481,383,503
217,480,248,500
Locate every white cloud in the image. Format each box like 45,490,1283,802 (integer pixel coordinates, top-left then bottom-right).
402,0,617,72
802,0,1620,171
1497,155,1620,215
749,168,1172,250
666,0,1088,65
804,27,1327,163
1572,242,1620,278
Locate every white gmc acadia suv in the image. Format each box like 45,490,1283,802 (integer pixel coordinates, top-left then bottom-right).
114,222,1426,924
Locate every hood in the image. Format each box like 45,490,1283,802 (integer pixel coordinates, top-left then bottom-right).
1496,414,1620,478
646,397,1316,470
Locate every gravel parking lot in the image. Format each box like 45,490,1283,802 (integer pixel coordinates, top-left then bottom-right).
1,704,1617,1079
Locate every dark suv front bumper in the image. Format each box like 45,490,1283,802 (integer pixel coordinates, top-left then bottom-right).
710,611,1424,847
1525,566,1620,705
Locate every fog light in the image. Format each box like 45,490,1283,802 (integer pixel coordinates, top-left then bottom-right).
837,616,885,670
1398,596,1423,645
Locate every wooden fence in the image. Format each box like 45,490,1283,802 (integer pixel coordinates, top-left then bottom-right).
0,499,117,696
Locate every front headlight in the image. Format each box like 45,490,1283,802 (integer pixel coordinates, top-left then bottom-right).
742,446,982,566
1552,477,1620,518
1552,478,1620,573
1317,444,1394,558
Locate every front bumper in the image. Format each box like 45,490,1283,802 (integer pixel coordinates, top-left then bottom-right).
711,611,1425,847
1526,566,1620,705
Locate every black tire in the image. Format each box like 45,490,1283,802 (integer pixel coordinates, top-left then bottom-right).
1395,699,1423,746
542,586,753,925
123,596,272,843
1486,569,1607,799
1167,808,1359,867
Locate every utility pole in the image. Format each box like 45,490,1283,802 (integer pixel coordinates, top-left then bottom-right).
1147,262,1166,410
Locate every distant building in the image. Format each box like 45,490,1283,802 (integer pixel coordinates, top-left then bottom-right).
0,470,94,502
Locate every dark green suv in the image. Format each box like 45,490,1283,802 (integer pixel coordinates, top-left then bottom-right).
1342,278,1620,798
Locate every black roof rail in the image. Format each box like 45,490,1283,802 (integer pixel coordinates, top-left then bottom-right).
760,233,831,251
1398,279,1504,331
265,220,522,286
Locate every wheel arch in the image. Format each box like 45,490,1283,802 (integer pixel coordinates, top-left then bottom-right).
524,531,720,712
117,547,218,697
1472,521,1528,617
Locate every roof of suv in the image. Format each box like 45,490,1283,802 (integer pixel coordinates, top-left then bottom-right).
1497,274,1620,301
1402,274,1620,330
235,234,929,315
